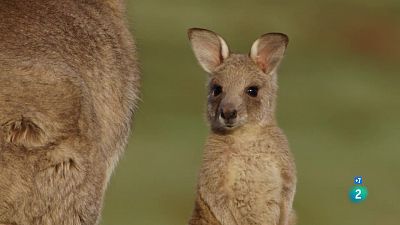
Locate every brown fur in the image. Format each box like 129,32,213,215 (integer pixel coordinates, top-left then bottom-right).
188,28,296,225
0,0,139,224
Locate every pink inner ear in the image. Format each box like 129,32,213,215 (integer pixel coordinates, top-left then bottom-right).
255,55,268,73
251,38,271,73
254,43,271,73
205,42,222,67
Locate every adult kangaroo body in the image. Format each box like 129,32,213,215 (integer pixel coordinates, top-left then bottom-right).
0,0,139,224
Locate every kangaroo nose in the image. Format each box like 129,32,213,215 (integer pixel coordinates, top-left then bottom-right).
221,109,237,120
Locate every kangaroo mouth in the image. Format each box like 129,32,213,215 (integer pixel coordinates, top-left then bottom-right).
213,114,242,131
222,120,239,130
212,120,241,133
225,123,236,128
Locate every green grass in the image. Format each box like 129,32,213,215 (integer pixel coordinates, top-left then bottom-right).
101,1,400,224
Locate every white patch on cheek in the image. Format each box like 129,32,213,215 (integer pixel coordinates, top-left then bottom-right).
218,114,225,124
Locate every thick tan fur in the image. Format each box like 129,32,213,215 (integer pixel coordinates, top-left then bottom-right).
0,0,139,224
188,28,296,225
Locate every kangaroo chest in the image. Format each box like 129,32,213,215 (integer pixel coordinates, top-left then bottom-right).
200,137,283,199
224,151,281,196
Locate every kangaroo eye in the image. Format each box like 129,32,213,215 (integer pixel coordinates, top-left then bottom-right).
211,85,222,97
246,86,259,97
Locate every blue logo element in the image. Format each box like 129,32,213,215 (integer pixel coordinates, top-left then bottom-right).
354,176,363,185
349,186,368,203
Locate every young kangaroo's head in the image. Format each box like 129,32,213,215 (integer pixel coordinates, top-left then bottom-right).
188,28,288,132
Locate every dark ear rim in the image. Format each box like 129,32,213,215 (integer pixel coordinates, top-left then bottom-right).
187,27,219,40
259,32,289,46
248,32,289,57
187,28,230,56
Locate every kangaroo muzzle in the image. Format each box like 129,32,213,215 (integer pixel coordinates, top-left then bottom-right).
219,103,238,126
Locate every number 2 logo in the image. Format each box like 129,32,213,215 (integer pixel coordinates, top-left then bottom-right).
355,189,362,200
349,186,368,203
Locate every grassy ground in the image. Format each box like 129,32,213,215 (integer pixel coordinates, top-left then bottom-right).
101,1,400,224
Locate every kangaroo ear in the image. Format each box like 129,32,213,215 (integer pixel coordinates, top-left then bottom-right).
250,33,288,74
188,28,230,73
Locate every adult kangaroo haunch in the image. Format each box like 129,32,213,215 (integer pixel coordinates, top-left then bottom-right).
0,1,139,224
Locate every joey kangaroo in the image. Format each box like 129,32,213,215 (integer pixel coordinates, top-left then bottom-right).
0,1,139,224
187,28,296,225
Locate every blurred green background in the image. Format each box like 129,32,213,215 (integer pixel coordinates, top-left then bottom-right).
101,1,400,224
